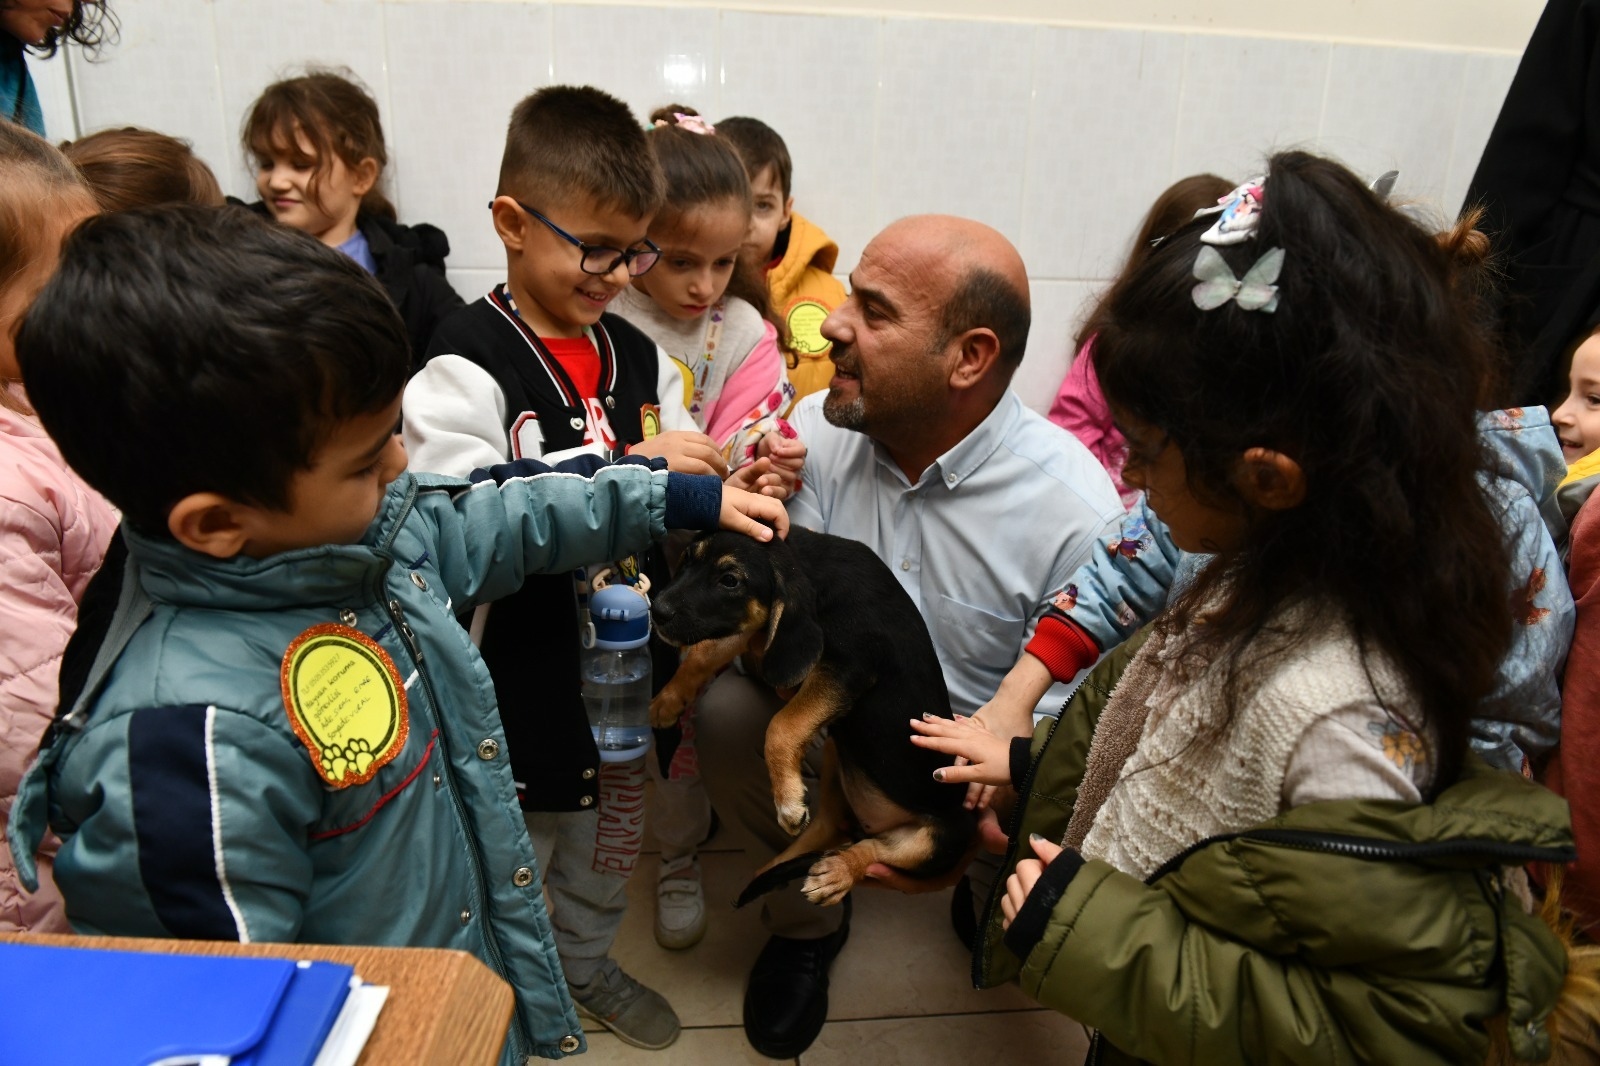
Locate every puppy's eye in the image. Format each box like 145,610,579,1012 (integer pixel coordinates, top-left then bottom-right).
718,573,741,589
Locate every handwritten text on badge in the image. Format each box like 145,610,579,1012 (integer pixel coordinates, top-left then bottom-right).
280,624,409,789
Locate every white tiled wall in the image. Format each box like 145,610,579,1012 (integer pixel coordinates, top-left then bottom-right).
52,2,1522,413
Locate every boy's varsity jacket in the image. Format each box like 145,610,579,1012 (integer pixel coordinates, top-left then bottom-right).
7,462,724,1063
1025,407,1574,772
402,285,697,810
767,211,848,403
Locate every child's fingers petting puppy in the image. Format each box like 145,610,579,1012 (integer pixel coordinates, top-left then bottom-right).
912,714,1012,799
719,485,789,541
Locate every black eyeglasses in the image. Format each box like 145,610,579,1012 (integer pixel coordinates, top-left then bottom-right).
493,199,661,277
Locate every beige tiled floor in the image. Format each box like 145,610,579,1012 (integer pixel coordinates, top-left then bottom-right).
579,808,1091,1064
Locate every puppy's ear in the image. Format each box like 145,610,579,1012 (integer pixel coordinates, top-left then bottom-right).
760,562,823,690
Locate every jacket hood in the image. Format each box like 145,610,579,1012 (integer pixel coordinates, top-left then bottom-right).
768,211,840,298
123,473,456,612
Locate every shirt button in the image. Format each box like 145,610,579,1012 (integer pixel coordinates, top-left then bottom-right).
604,396,615,409
579,795,594,807
410,572,428,591
581,768,596,780
513,866,535,887
946,473,957,484
459,908,472,925
900,559,911,571
569,416,585,430
476,739,500,760
339,609,358,627
559,1035,582,1053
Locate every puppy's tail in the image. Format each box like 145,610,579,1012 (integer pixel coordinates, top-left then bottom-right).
734,853,826,909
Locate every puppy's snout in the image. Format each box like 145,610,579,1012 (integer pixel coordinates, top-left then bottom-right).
651,598,678,631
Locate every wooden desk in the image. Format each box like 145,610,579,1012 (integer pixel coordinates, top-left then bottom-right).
0,932,513,1066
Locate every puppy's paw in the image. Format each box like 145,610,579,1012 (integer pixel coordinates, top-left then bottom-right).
776,799,811,837
649,687,687,728
801,853,855,906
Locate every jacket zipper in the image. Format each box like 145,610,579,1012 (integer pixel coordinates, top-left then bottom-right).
375,485,538,1057
1144,827,1576,886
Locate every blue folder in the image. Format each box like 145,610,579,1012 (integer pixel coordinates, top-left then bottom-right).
0,942,354,1066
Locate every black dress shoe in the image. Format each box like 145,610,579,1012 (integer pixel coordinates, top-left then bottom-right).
743,897,852,1058
950,874,977,952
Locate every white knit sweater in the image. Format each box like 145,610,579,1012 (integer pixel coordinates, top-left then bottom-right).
1079,612,1424,881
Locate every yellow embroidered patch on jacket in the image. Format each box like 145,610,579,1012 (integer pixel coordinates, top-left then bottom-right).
280,624,409,788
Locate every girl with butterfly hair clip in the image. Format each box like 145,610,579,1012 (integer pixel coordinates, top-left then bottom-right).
917,152,1599,1065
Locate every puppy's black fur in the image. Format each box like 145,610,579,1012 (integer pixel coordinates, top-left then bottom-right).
652,526,975,904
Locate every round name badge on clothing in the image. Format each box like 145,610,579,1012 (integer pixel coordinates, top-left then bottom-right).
280,624,410,788
640,403,662,440
784,298,833,356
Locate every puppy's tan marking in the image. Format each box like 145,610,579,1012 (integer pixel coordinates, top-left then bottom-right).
801,822,943,906
650,600,768,727
766,666,848,834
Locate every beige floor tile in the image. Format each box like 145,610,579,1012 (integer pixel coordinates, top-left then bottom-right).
825,880,1047,1020
602,849,1045,1032
605,851,770,1029
581,1026,794,1065
800,1011,1091,1065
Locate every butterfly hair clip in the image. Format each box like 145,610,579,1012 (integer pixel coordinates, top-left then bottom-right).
1192,246,1285,313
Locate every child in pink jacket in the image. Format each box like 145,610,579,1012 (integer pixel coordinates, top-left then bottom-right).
1048,175,1233,508
0,122,116,931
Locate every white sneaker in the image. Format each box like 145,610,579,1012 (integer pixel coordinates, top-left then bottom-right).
654,854,707,949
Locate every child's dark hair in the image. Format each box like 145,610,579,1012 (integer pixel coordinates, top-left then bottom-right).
62,126,223,211
646,106,777,335
17,204,410,535
1075,173,1234,352
17,0,116,58
497,85,664,220
715,116,792,199
1094,150,1512,794
243,69,395,221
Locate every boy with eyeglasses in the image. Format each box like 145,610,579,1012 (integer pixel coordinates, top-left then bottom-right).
403,86,778,1050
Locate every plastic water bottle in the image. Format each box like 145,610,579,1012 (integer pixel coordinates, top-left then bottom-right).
581,583,652,762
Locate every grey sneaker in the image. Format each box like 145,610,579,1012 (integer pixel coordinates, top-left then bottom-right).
654,855,707,950
570,962,681,1050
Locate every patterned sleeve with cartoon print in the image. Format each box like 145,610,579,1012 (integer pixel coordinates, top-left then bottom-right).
1024,495,1194,680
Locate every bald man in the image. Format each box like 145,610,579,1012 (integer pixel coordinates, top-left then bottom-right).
693,216,1123,1057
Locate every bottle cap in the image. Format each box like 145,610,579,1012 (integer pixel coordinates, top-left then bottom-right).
588,584,651,649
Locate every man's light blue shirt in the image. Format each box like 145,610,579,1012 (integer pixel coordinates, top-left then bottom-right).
786,390,1123,716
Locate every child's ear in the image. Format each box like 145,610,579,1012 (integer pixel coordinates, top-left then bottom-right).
490,196,528,253
351,157,380,197
780,194,794,233
1236,447,1306,511
167,493,253,559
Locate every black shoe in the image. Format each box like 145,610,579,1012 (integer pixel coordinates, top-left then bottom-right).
743,897,852,1058
950,874,977,952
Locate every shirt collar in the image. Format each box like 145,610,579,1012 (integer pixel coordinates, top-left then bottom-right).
880,391,1021,491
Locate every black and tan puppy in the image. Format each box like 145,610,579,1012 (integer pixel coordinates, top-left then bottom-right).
650,526,975,906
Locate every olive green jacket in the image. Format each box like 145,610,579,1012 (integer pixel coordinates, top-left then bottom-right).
976,637,1576,1065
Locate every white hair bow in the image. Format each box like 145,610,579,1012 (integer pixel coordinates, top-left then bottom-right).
1191,246,1285,313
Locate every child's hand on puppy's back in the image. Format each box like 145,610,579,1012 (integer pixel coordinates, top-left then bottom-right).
631,429,730,479
719,484,789,541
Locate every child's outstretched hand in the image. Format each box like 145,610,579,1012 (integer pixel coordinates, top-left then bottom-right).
631,430,730,479
719,484,789,542
1002,834,1065,931
911,713,1011,804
